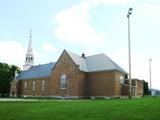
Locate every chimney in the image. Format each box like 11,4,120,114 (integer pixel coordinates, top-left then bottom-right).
82,53,86,58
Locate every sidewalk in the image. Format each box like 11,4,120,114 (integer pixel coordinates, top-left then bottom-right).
0,98,38,101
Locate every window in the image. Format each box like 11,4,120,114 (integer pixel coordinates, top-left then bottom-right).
60,74,67,89
32,81,35,91
26,57,30,62
120,75,124,84
24,81,27,89
42,80,45,91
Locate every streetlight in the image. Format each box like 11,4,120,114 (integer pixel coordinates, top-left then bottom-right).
127,8,133,99
149,58,152,95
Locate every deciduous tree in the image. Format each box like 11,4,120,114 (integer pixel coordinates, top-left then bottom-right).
0,63,20,97
142,80,150,95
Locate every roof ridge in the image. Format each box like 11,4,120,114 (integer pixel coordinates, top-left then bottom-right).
85,53,104,58
65,49,105,58
65,49,82,58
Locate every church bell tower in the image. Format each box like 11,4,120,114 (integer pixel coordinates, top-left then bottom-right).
23,30,34,71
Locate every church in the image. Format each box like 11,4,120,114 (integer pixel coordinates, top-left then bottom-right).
10,32,143,98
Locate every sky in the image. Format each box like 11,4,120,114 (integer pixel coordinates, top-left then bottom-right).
0,0,160,90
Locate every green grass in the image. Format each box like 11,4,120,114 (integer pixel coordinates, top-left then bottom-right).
0,97,160,120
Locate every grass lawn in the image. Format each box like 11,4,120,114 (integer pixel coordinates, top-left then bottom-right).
0,97,160,120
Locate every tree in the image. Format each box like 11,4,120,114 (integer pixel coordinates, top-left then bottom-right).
0,63,20,97
142,80,150,95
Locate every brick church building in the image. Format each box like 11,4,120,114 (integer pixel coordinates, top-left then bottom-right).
10,32,143,98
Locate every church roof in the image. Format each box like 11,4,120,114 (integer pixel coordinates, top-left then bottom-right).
66,50,127,74
17,62,55,80
17,50,127,80
86,54,126,73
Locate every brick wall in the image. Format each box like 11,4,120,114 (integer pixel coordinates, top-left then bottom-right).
10,80,18,97
115,71,125,96
50,51,86,98
122,79,144,97
132,79,144,96
87,71,117,97
20,77,50,97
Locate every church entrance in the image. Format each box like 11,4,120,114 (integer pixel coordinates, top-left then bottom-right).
12,91,15,97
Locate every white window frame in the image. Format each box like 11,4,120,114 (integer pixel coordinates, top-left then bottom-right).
60,74,67,89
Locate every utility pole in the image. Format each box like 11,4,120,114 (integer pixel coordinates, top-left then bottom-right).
149,58,152,95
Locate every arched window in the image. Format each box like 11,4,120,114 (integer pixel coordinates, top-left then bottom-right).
60,74,67,89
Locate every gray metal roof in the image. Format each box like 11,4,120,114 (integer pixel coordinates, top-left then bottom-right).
86,54,127,73
17,62,55,80
66,50,127,74
17,50,127,80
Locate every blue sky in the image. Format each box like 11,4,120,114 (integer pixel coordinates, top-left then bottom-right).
0,0,160,89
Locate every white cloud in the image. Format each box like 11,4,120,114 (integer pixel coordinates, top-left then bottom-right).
88,0,133,5
53,0,132,47
42,43,57,52
0,41,25,67
53,0,106,47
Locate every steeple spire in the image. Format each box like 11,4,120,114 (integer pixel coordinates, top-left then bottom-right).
23,30,34,71
27,30,33,54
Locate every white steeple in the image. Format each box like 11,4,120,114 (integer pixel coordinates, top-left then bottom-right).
23,30,34,71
